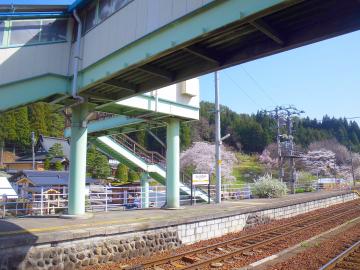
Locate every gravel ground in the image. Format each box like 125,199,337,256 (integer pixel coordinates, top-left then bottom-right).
267,220,360,270
84,200,360,270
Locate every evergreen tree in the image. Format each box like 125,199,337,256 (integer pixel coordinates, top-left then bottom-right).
1,111,17,143
46,109,65,138
180,123,191,150
54,160,63,171
86,146,111,179
115,163,129,182
14,107,31,147
47,143,64,158
29,103,48,136
44,158,51,170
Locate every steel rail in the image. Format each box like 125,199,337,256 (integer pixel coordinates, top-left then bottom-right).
129,200,360,269
319,239,360,270
181,206,360,270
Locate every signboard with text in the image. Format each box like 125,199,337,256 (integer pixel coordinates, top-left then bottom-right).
192,174,209,185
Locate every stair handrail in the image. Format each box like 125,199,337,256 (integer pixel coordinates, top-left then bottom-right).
111,134,166,167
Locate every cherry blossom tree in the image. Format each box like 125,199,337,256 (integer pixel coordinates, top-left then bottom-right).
180,141,237,181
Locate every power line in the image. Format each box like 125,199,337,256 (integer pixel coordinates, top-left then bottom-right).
223,71,259,107
240,65,277,105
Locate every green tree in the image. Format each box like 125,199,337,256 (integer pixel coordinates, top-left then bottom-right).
47,143,64,158
128,170,140,183
54,160,63,171
0,111,17,143
136,130,147,147
180,123,192,150
29,103,48,136
46,108,65,138
44,158,51,170
115,163,129,182
86,146,111,179
14,107,31,147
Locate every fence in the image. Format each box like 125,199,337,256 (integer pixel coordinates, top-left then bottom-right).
0,182,354,218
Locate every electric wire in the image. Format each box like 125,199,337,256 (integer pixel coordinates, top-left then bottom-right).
240,65,277,105
223,71,259,107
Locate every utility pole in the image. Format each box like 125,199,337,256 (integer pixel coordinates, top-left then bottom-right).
286,110,295,194
264,106,285,181
31,131,35,170
283,106,304,194
350,146,355,186
265,106,304,190
0,141,3,167
215,71,221,204
275,107,283,182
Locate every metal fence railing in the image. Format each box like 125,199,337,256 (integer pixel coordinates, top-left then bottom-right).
0,182,355,218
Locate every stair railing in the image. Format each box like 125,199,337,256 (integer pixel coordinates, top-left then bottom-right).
111,134,166,168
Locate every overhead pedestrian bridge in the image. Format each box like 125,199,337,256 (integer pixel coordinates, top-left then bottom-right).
1,0,360,216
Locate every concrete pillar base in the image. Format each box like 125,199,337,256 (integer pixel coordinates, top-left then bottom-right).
60,213,94,219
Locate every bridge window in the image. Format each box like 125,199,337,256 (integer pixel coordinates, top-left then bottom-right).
80,0,133,36
9,20,41,45
84,2,97,33
1,18,68,48
114,0,130,11
0,21,4,46
99,0,114,21
40,19,67,42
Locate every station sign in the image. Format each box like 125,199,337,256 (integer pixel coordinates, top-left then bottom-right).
192,174,209,185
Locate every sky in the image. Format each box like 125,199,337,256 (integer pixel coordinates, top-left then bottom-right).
2,0,360,122
200,30,360,122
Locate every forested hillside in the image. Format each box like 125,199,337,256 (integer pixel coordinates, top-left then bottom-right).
0,102,64,154
1,101,360,155
183,101,360,153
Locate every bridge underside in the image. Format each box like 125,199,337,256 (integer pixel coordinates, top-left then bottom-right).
1,0,359,112
73,0,360,108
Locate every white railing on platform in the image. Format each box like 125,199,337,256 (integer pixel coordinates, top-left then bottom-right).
0,182,355,218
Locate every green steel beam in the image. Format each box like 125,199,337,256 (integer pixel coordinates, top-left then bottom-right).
141,172,150,208
64,115,145,138
68,103,90,216
77,0,288,91
0,74,69,112
0,0,288,112
166,119,180,209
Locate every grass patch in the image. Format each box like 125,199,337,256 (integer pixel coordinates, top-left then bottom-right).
231,153,265,185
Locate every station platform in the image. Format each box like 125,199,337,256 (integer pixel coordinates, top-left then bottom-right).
0,190,358,250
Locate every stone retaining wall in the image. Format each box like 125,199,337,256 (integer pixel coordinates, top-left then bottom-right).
177,193,357,244
0,192,357,270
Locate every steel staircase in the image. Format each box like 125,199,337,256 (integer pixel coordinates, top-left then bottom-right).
91,134,210,203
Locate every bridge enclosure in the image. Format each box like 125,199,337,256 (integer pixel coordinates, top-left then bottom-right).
1,0,360,216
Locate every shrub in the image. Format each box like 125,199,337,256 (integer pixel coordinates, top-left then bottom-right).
115,163,128,182
128,170,140,183
252,175,288,198
297,171,316,192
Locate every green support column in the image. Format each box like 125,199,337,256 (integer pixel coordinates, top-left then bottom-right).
141,172,149,208
68,103,89,216
166,119,180,208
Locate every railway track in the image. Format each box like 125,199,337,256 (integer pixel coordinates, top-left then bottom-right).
128,200,360,270
319,239,360,270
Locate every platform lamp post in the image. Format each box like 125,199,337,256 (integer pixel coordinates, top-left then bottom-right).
214,71,231,204
214,71,221,203
31,131,35,170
